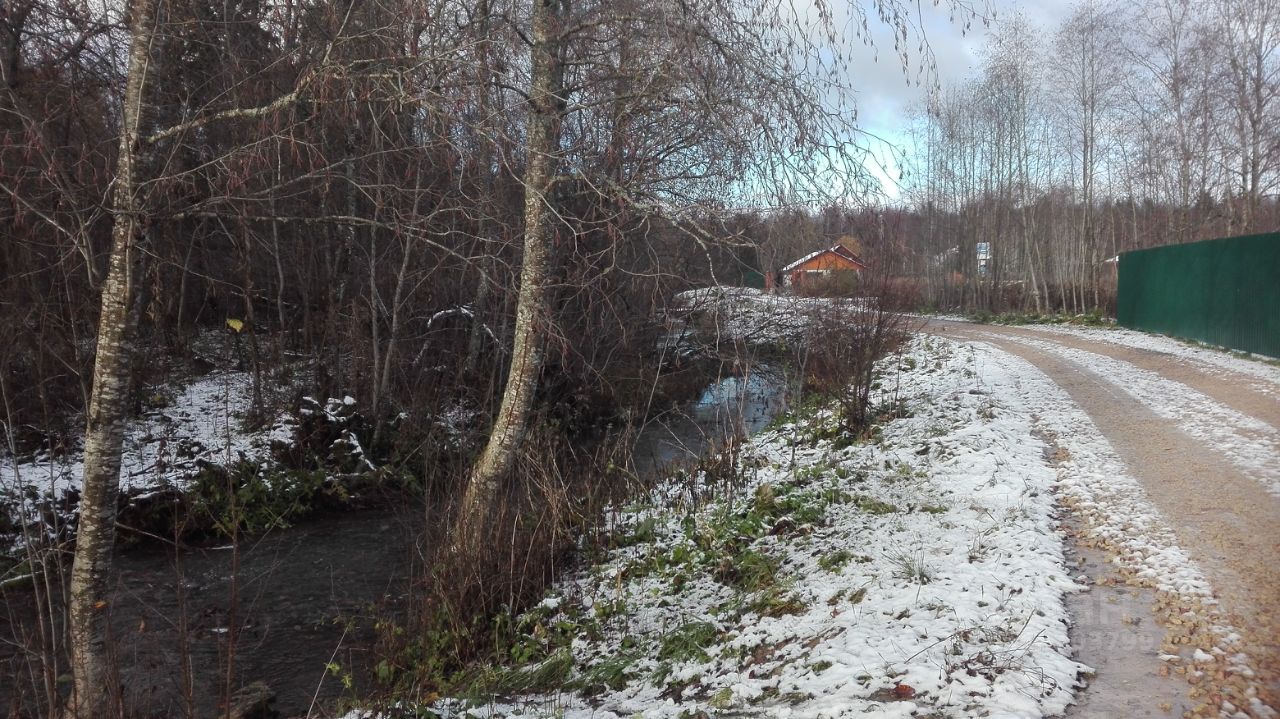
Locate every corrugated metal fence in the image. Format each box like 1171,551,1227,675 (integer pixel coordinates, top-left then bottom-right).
1117,232,1280,358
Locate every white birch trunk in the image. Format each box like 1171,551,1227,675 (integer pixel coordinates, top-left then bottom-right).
455,0,562,549
68,0,156,715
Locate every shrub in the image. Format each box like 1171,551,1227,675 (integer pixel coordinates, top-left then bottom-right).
797,278,909,436
187,460,334,535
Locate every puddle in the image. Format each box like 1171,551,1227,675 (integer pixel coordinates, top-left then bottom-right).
1035,426,1194,717
1062,514,1193,718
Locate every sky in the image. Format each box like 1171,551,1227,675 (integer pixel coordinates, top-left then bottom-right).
843,0,1078,200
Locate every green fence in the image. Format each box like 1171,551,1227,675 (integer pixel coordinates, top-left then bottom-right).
741,270,766,290
1117,232,1280,358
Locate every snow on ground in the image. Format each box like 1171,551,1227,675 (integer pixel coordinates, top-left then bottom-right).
384,336,1089,719
672,287,870,345
1,370,288,499
921,315,1279,396
997,335,1280,497
966,342,1276,719
1030,325,1280,396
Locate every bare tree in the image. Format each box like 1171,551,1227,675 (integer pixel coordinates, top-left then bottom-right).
455,0,565,549
1052,0,1125,307
67,0,156,713
1215,0,1280,232
451,0,981,550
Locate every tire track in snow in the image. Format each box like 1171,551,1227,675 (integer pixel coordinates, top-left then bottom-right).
965,340,1277,719
1030,325,1280,401
980,324,1280,429
997,335,1280,498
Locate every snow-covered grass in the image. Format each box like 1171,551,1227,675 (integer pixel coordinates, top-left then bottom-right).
1,369,291,502
364,336,1089,719
0,370,301,553
672,287,871,346
917,310,1113,330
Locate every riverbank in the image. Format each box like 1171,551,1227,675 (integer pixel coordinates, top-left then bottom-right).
349,335,1090,718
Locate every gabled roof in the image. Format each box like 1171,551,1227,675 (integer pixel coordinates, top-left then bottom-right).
780,244,869,273
829,244,867,266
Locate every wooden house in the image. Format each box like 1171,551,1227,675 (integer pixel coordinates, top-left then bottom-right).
770,244,868,291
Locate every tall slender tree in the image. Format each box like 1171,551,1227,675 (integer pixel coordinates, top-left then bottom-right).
67,0,156,714
455,0,565,549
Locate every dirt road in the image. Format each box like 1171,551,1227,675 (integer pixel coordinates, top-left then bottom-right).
923,319,1280,717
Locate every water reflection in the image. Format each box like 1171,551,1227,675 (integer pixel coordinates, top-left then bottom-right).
631,364,789,478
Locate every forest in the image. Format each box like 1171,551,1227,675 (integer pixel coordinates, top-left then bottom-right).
0,0,1276,716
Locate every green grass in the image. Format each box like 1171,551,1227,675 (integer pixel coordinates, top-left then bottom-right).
616,516,659,547
658,622,720,663
968,309,1113,327
817,549,854,572
890,551,933,584
746,586,807,618
715,548,780,592
459,648,575,701
852,495,898,515
709,686,735,708
572,654,638,696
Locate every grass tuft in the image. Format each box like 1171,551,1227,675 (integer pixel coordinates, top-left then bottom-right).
658,622,721,663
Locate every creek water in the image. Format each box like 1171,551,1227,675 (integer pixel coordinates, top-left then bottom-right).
1,364,788,718
631,364,789,476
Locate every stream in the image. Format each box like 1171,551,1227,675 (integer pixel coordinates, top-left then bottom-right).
1,363,789,718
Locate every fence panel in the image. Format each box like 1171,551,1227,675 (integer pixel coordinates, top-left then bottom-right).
1117,233,1280,358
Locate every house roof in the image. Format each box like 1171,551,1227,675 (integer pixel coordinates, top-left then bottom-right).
780,244,869,273
830,244,867,266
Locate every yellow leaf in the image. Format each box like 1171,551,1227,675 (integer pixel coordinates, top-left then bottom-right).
225,318,244,333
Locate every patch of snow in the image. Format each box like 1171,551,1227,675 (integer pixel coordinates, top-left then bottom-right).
432,401,482,448
920,313,976,323
1029,325,1280,397
671,287,870,346
413,305,501,367
2,371,285,499
1,371,295,542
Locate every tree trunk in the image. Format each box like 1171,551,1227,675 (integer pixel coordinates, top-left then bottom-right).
68,0,156,714
465,0,499,377
455,0,562,550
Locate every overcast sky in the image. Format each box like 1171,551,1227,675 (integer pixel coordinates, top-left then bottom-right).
846,0,1078,199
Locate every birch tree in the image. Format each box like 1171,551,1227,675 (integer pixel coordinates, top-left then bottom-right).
1215,0,1280,232
452,0,987,551
454,0,565,549
1125,0,1212,242
65,0,373,711
1053,1,1125,306
67,0,156,714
